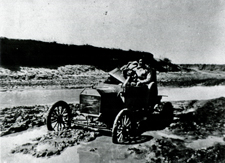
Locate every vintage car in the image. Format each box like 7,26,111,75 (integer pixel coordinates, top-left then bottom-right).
46,64,173,144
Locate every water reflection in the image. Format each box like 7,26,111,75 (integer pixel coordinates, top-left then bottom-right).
158,85,225,101
76,136,146,163
0,86,225,108
0,88,82,108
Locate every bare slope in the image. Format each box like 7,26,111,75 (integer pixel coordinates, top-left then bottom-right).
1,64,225,89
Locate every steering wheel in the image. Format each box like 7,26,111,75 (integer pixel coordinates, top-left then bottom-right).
123,69,137,85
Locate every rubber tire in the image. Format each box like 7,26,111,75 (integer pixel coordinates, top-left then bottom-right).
112,109,133,144
47,101,71,131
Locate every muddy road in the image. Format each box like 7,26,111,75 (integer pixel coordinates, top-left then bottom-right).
1,87,225,163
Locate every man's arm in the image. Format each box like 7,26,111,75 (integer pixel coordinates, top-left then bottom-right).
137,72,151,85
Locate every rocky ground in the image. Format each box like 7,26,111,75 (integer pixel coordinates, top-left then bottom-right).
1,97,225,162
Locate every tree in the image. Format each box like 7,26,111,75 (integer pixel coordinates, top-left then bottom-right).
162,58,172,64
162,58,172,71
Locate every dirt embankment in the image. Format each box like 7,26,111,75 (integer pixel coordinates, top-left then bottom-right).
1,64,225,90
1,97,225,162
159,64,225,87
180,64,225,71
157,70,225,87
0,65,108,90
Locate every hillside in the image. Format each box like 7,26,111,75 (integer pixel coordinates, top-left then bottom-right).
0,37,158,71
1,37,225,89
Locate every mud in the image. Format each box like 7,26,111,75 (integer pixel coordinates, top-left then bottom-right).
11,129,98,158
0,105,48,136
1,97,225,162
128,137,225,163
170,97,225,139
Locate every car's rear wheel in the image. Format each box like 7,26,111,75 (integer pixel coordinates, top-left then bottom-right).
47,101,71,131
161,102,174,124
112,109,134,144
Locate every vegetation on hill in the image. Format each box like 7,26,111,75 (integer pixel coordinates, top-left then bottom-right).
180,64,225,71
1,37,225,88
1,37,156,71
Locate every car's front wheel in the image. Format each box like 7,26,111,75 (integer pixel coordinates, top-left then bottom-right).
112,109,134,144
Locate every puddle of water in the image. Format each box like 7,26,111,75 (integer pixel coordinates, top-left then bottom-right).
0,126,80,163
185,136,225,150
77,136,145,163
158,85,225,101
0,89,82,108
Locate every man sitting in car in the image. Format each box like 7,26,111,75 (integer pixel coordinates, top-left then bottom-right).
121,57,158,107
121,57,156,87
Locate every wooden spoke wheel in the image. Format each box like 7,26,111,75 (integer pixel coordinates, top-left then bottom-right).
112,109,134,144
47,101,71,131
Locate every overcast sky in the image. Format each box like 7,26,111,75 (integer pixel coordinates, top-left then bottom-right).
1,0,225,64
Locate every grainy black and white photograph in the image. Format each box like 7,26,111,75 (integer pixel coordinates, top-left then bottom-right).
1,0,225,162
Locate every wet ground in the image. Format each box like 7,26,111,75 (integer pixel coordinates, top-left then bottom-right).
1,97,225,163
1,63,225,162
